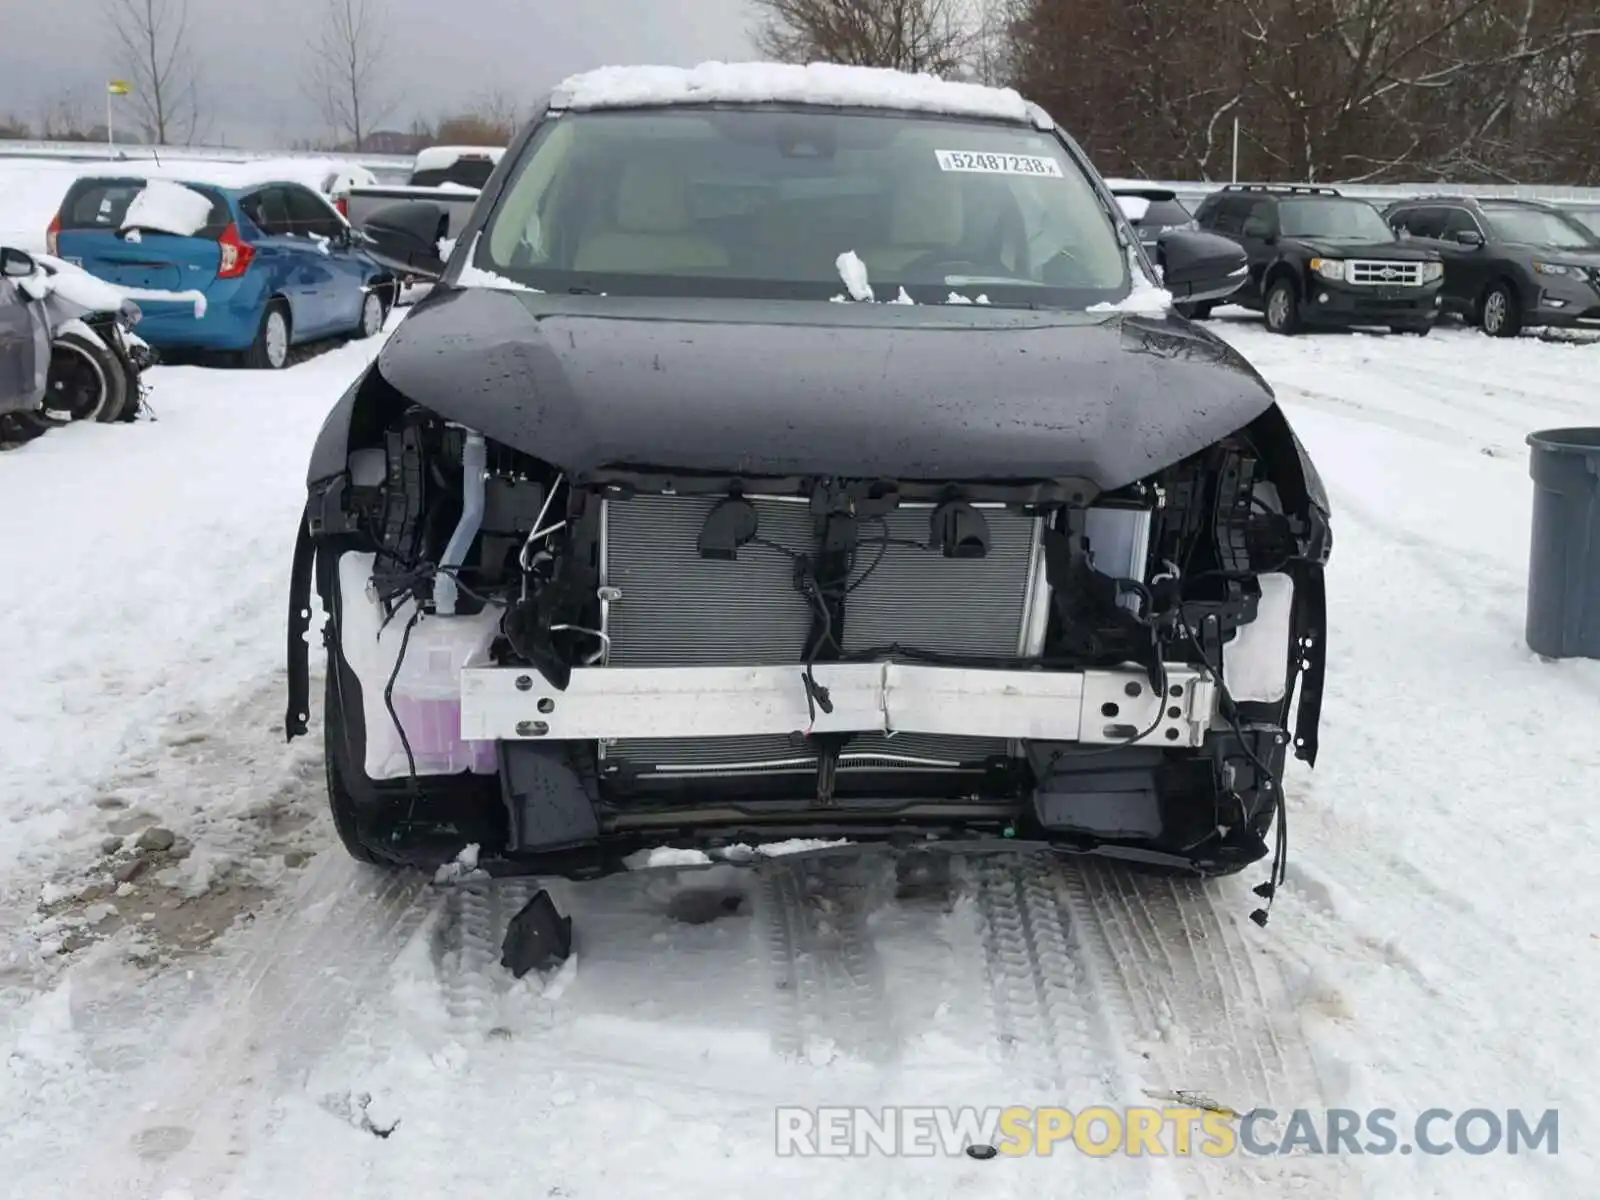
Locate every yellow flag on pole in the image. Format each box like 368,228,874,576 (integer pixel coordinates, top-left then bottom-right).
108,80,131,95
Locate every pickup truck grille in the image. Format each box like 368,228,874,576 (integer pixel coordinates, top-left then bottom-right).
597,493,1048,778
1347,260,1426,287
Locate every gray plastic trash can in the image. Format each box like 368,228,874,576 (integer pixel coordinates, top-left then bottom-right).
1525,427,1600,660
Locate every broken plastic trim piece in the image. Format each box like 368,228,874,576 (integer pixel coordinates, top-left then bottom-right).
285,499,316,742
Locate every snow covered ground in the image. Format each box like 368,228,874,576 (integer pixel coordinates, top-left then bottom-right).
1,309,1597,1199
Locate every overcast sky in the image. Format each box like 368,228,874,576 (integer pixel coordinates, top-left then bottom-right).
0,0,758,148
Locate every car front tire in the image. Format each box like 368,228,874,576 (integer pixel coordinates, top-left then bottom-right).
1264,278,1301,335
1479,282,1522,338
47,331,126,422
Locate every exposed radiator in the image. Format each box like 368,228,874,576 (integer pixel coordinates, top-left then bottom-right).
598,494,1049,776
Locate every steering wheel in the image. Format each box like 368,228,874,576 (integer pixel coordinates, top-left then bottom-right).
899,251,1017,281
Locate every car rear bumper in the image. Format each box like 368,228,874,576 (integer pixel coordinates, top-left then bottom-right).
131,278,261,351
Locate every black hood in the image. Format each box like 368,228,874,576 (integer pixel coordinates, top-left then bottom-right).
353,287,1279,491
1288,237,1439,261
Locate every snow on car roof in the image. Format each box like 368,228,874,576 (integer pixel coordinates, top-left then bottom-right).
16,157,374,196
550,61,1053,128
412,145,506,171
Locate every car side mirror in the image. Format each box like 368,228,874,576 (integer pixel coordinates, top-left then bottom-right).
1158,229,1250,305
360,201,447,280
1456,229,1484,247
1241,217,1273,241
0,246,37,278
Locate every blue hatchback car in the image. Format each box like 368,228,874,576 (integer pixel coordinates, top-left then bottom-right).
48,174,395,369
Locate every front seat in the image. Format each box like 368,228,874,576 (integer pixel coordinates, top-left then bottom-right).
861,177,965,277
574,162,729,274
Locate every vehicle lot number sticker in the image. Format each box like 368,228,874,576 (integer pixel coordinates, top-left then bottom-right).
934,150,1064,177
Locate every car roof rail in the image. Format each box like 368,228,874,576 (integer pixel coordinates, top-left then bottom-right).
1219,183,1342,196
1388,193,1478,206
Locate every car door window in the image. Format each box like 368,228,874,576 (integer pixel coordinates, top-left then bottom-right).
1443,209,1484,244
241,188,293,237
1204,198,1242,234
1241,199,1275,237
1396,207,1447,239
282,186,345,241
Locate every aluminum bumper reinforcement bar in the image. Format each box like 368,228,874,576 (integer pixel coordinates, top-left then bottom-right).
460,663,1218,748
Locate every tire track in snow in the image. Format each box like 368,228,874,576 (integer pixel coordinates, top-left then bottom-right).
432,875,543,1037
1375,360,1597,427
1277,383,1519,455
960,854,1211,1200
966,854,1107,1091
62,852,435,1200
1059,863,1322,1111
757,856,899,1066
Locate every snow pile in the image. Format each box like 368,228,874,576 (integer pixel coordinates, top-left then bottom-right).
829,253,912,304
433,843,483,883
413,146,505,172
1088,246,1173,315
121,286,207,318
455,262,541,292
119,180,214,238
552,61,1036,124
1114,194,1152,222
26,254,206,319
623,839,854,870
454,238,543,293
834,250,873,301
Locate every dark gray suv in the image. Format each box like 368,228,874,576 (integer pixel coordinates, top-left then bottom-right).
1383,196,1600,337
0,246,51,446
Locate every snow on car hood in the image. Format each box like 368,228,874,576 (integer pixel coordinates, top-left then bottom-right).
340,287,1278,491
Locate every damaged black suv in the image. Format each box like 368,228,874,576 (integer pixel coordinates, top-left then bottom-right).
286,65,1331,904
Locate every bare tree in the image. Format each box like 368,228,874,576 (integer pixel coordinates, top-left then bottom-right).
428,90,524,146
306,0,396,151
38,89,94,141
753,0,976,74
104,0,201,144
1007,0,1600,185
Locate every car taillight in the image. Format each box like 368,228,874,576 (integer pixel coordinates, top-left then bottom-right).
46,212,61,256
217,222,255,279
334,196,348,217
